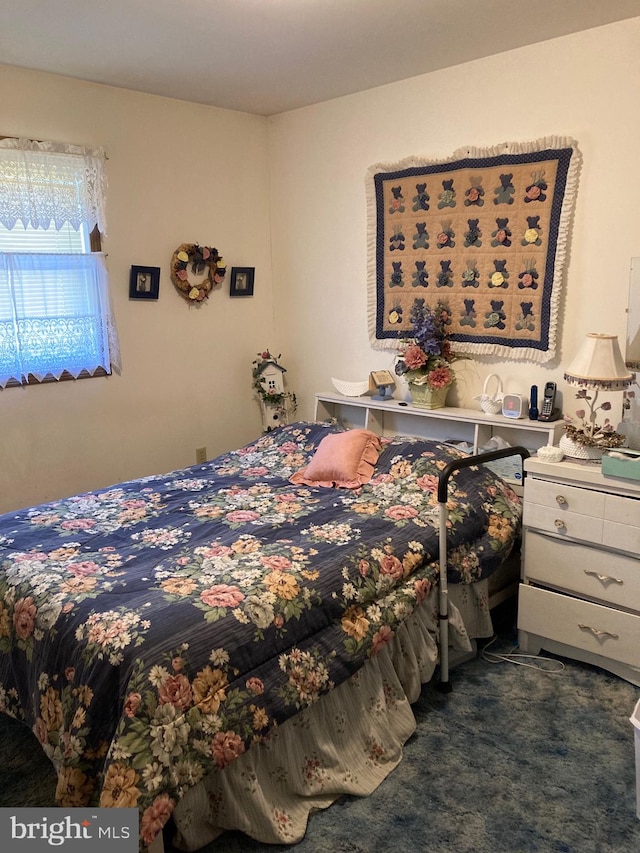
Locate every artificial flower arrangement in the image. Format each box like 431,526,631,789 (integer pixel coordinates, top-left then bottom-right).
394,298,461,390
563,388,625,449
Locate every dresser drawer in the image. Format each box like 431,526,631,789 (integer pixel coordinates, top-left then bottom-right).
523,501,604,544
603,493,640,552
523,477,608,545
518,584,640,669
525,477,605,517
523,530,640,611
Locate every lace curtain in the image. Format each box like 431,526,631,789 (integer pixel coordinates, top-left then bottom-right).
0,253,121,387
0,138,120,385
0,138,108,233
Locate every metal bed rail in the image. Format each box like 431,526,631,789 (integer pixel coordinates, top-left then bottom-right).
437,445,531,692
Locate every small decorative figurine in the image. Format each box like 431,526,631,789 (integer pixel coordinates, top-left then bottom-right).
252,350,297,432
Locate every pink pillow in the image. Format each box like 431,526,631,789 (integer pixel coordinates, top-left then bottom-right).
289,429,382,489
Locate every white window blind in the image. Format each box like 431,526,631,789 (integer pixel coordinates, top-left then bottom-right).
0,220,89,253
0,138,120,387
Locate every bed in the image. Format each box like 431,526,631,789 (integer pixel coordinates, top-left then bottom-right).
0,420,524,851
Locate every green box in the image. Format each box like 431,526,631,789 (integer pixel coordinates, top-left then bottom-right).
601,448,640,481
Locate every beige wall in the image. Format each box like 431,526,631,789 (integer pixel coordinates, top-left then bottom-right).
0,66,273,512
2,18,640,512
268,19,640,419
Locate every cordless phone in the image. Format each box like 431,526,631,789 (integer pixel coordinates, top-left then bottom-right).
539,381,561,421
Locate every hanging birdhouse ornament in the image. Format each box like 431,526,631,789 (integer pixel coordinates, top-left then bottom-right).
258,359,286,396
252,350,297,432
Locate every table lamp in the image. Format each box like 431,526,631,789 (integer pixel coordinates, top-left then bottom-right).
561,332,633,459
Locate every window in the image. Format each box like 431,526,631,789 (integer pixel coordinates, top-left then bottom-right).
0,138,120,388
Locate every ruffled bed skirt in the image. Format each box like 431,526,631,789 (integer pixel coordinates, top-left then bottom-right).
169,583,489,851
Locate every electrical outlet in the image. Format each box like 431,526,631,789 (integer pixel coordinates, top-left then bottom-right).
195,447,207,464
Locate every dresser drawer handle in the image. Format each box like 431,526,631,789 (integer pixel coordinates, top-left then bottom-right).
555,494,567,506
554,518,566,530
578,624,619,641
584,570,623,586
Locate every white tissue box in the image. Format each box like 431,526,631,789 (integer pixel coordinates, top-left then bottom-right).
602,448,640,482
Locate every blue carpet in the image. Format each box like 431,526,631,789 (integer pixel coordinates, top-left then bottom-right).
1,605,639,853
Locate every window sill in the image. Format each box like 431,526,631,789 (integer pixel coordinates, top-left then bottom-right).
3,368,111,388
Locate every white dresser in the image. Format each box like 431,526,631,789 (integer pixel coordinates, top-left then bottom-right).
518,456,640,685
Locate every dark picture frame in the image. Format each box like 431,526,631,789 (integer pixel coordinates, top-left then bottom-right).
230,267,255,297
129,265,160,300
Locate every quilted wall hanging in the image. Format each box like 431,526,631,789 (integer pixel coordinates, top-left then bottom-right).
367,137,581,362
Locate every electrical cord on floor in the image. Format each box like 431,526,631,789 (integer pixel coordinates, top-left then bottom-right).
480,634,566,674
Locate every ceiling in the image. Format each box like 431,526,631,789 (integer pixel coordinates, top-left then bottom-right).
1,0,639,116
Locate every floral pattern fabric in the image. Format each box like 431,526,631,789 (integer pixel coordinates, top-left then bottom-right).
0,422,521,849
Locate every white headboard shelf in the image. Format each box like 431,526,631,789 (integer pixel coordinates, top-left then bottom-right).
315,392,564,456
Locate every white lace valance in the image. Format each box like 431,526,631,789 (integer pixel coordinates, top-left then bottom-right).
0,138,108,234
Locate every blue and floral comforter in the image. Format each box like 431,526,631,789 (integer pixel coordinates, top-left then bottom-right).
0,421,521,847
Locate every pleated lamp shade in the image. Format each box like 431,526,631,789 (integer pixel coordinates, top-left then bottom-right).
564,333,633,391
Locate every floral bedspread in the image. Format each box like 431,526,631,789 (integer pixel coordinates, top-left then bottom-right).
0,421,521,848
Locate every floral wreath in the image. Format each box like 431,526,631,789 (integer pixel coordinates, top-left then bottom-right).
171,243,226,303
